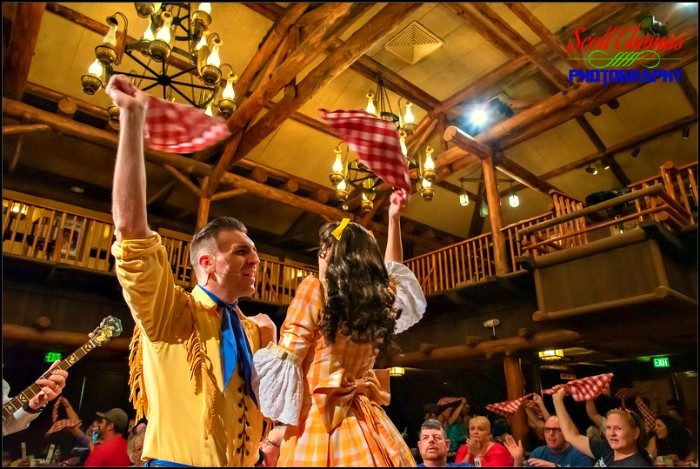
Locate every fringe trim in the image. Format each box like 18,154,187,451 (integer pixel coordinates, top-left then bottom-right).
128,324,147,422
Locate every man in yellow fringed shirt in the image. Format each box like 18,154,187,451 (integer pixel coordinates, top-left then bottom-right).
106,74,277,466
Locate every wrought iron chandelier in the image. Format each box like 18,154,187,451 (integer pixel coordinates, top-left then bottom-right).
328,76,436,212
80,2,238,124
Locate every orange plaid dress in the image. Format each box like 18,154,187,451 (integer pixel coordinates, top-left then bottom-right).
254,275,416,467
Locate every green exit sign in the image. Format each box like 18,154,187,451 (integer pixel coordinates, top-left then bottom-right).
44,351,62,363
653,356,670,368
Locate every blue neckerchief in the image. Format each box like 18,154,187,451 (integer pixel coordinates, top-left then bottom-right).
199,287,256,404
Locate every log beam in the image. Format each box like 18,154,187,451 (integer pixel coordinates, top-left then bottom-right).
235,3,420,161
235,3,311,99
2,97,353,222
679,71,698,114
505,3,573,63
482,156,508,275
3,323,130,352
393,329,582,366
504,356,529,444
3,124,51,137
3,3,45,100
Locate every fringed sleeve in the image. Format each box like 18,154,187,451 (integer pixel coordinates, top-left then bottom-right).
386,261,427,334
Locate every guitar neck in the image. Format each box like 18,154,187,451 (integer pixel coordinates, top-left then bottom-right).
2,337,100,423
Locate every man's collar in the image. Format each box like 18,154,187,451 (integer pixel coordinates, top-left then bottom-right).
192,285,217,310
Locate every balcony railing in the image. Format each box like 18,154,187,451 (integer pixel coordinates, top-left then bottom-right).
4,162,696,301
406,161,697,296
2,190,317,305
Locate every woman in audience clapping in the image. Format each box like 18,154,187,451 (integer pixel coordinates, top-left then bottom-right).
454,415,514,466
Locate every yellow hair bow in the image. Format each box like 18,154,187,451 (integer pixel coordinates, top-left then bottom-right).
331,218,351,241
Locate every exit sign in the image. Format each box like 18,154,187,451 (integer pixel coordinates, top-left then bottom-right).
653,356,670,368
44,351,62,363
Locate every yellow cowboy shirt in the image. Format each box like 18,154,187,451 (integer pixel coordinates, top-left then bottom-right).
112,233,263,466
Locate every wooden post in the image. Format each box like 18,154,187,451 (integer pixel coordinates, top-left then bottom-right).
503,356,529,443
482,155,508,275
3,3,45,100
197,177,211,230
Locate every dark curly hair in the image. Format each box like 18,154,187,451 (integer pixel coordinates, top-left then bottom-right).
317,220,400,353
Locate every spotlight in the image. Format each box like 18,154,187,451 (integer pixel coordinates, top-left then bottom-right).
591,107,602,116
601,156,613,170
640,14,667,37
469,106,489,128
607,99,620,110
585,166,598,175
631,147,641,158
682,126,690,139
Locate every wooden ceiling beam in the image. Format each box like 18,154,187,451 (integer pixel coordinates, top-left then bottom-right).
505,114,699,194
574,115,630,187
243,3,285,22
505,3,574,63
2,97,353,222
247,2,440,112
442,3,517,59
2,124,51,137
349,54,440,112
226,3,365,133
235,3,311,99
470,3,569,90
393,329,582,366
3,3,45,100
235,3,420,161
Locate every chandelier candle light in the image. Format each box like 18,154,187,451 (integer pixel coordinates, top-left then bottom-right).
81,2,238,123
328,77,436,211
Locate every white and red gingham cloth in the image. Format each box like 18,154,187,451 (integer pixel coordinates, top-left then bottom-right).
144,97,232,153
437,396,463,407
106,74,232,154
319,109,411,199
486,393,534,417
486,373,615,417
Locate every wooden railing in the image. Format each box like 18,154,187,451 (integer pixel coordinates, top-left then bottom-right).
405,212,557,296
5,161,696,301
628,161,698,223
2,190,316,305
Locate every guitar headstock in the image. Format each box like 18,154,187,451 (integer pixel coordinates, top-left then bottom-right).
91,316,123,345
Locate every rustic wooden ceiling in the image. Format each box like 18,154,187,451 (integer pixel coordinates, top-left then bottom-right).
2,2,698,263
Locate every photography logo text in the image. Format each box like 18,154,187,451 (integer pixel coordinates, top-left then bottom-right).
566,24,684,86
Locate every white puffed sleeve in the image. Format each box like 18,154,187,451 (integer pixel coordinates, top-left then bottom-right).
386,261,427,334
252,343,304,426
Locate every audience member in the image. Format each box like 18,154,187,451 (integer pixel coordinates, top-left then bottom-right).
503,415,594,467
127,421,147,466
84,408,131,467
666,398,698,441
446,398,470,455
454,415,513,466
552,388,652,466
255,425,285,467
417,419,471,467
646,414,695,463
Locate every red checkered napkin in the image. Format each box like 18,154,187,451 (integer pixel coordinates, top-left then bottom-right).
486,393,534,417
437,396,463,406
543,372,613,401
144,97,232,153
319,109,411,196
635,396,656,432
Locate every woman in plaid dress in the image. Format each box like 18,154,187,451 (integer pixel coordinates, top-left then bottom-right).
253,192,426,466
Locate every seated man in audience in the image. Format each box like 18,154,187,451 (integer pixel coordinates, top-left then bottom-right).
84,408,131,467
417,419,472,467
504,416,594,467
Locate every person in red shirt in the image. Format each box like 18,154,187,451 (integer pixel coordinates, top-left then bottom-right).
84,408,132,467
454,415,514,466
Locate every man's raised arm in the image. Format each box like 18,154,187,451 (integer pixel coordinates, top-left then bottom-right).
106,75,152,242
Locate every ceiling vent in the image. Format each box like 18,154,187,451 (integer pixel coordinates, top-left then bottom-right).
384,21,444,65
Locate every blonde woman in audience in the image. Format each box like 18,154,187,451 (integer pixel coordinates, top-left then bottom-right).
454,415,514,466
